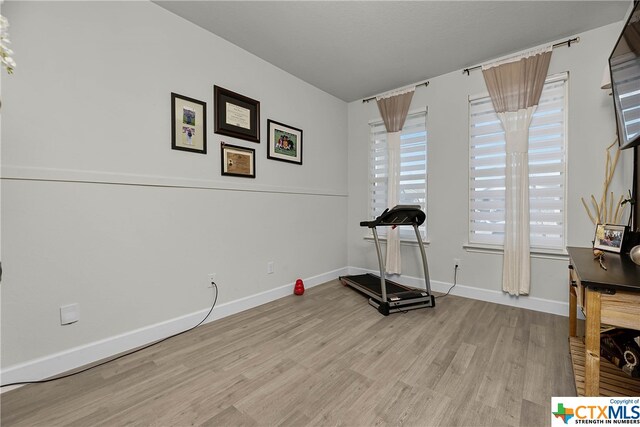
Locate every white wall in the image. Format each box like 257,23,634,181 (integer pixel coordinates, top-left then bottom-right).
1,1,347,374
1,0,634,382
347,22,634,306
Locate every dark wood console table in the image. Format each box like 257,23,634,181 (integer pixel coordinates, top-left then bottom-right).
567,246,640,396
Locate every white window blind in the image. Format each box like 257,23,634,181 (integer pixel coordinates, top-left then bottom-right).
469,73,567,250
369,110,427,240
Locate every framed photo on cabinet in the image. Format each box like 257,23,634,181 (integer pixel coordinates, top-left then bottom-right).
593,223,627,253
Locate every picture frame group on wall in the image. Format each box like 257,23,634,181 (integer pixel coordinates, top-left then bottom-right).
171,93,207,154
221,142,256,178
267,119,303,165
593,223,628,253
214,86,260,143
171,86,304,177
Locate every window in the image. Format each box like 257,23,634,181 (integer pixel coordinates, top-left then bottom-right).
469,73,567,251
369,110,428,240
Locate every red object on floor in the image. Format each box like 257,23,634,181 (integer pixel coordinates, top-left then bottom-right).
294,279,305,295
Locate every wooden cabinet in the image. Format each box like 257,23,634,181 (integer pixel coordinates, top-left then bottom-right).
567,247,640,397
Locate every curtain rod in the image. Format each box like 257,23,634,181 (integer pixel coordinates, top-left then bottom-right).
362,80,430,103
462,37,580,76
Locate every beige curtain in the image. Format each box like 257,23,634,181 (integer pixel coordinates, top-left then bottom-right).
376,86,415,274
482,46,552,295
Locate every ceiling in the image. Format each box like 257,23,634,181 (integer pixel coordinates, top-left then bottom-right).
154,1,631,103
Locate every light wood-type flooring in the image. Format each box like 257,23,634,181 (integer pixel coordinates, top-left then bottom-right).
1,280,576,426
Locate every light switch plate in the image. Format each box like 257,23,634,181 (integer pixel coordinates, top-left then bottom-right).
60,304,79,325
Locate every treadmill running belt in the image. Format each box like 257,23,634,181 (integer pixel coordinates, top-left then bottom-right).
346,273,412,296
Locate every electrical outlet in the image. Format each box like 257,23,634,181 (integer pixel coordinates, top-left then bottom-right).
208,273,217,287
454,258,462,269
267,261,274,274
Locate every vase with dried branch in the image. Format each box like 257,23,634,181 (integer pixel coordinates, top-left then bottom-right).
0,14,15,75
581,139,629,226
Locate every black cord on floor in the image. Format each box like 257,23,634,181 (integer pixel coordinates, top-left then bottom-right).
1,282,219,388
436,265,457,299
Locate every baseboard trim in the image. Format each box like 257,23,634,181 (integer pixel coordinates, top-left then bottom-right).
346,267,570,317
0,267,348,390
1,266,574,389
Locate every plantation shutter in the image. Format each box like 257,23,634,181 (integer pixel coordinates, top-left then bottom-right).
469,73,567,249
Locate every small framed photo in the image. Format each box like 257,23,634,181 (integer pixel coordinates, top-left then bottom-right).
171,93,207,154
214,86,260,143
221,142,255,178
593,223,627,253
267,119,303,165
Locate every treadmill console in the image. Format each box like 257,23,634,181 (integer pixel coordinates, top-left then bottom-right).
360,205,425,228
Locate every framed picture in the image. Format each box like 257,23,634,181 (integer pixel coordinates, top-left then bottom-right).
593,223,627,253
267,119,303,165
221,142,255,178
214,86,260,143
171,93,207,154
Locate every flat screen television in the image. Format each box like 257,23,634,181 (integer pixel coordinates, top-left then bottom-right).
609,0,640,150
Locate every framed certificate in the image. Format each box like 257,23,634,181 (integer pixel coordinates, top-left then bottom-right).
221,142,256,178
214,86,260,143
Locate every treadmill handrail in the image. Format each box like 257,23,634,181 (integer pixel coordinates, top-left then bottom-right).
359,205,425,228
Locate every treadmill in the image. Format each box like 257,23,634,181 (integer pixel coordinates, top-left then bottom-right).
339,205,435,316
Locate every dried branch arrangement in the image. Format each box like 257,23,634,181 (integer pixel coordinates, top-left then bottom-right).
581,139,628,225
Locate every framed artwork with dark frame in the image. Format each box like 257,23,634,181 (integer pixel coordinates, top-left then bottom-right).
593,223,627,253
221,142,256,178
267,119,303,165
171,93,207,154
214,86,260,143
